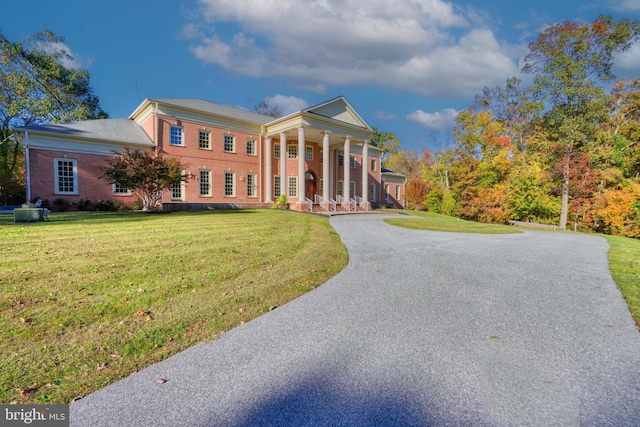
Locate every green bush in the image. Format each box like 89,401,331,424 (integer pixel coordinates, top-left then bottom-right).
52,198,70,212
272,194,288,209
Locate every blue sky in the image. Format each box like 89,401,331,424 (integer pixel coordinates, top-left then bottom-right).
3,0,640,152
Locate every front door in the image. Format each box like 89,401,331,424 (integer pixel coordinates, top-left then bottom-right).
305,171,316,199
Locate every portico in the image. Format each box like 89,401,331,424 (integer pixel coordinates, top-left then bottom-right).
262,97,380,211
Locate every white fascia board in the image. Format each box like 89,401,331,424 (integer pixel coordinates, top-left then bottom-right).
23,132,154,156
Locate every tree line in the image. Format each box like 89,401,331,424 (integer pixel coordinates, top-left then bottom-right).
387,15,640,238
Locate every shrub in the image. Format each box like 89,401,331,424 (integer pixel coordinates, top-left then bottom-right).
272,194,289,209
76,199,93,211
52,198,70,212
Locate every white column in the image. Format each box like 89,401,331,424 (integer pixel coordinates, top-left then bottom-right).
344,136,351,205
280,132,287,197
361,140,369,203
322,132,330,201
298,127,306,201
265,137,272,202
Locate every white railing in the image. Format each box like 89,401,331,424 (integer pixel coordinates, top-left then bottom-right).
314,194,335,211
355,196,370,211
306,197,313,212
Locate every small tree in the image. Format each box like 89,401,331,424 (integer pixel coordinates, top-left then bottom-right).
102,148,187,211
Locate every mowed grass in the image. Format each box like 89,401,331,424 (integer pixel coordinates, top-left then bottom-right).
0,210,347,404
386,209,640,329
383,210,523,234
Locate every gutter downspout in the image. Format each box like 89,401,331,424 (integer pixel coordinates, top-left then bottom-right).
24,131,31,203
154,102,159,158
259,125,264,204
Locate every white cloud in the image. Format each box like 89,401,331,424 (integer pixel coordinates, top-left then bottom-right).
375,110,396,121
407,108,458,132
614,43,640,78
264,94,309,116
613,0,640,11
32,41,92,70
185,0,521,98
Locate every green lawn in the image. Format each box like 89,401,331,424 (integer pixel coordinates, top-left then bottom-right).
385,209,640,329
0,210,347,404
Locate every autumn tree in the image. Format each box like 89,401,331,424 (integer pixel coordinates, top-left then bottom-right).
253,99,283,118
522,15,640,228
369,126,402,160
0,29,107,204
102,148,188,211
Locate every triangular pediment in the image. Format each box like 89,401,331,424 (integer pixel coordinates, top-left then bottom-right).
304,97,370,130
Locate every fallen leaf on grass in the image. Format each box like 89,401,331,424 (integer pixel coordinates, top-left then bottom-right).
96,362,108,371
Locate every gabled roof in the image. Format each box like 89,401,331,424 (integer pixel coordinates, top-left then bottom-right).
137,98,274,125
16,118,154,147
303,96,371,130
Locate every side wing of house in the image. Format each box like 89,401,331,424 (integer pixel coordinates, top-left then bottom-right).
14,119,155,206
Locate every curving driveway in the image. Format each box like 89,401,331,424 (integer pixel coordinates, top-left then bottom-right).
71,214,640,426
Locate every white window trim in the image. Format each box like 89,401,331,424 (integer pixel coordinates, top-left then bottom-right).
288,144,298,159
305,145,313,161
274,175,281,198
224,134,236,153
224,171,236,197
246,139,257,156
169,126,184,146
246,173,257,197
350,156,356,169
371,159,377,171
198,130,211,150
274,144,281,159
350,181,356,198
112,184,131,196
54,158,78,195
288,176,297,198
199,169,212,197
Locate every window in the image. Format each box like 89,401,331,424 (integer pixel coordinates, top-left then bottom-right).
337,180,344,197
113,184,131,196
54,159,77,195
306,146,313,161
395,185,400,200
199,130,210,149
319,179,323,196
246,173,257,197
350,156,356,169
288,176,297,198
170,181,184,200
338,154,344,167
224,172,235,196
350,181,356,198
199,170,211,197
384,184,390,201
288,144,297,159
224,134,235,152
246,139,256,155
274,144,281,159
320,150,323,164
371,159,377,171
369,183,376,202
170,126,183,146
274,176,281,198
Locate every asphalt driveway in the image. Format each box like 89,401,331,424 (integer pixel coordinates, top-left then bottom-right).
70,214,640,426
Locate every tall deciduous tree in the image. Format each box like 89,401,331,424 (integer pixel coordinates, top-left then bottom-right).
102,148,188,211
0,29,107,204
522,15,640,228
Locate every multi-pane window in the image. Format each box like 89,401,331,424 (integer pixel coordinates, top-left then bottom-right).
338,180,344,197
369,183,376,201
338,154,344,167
274,176,281,198
199,130,210,149
350,181,356,198
395,185,400,200
319,179,324,196
199,170,211,197
224,134,235,152
288,176,297,198
170,126,183,146
288,144,297,159
274,144,281,159
384,184,390,201
113,184,131,195
320,150,323,164
371,159,377,171
170,182,183,200
246,173,257,197
224,171,235,196
306,146,313,161
55,159,77,194
246,139,256,155
350,156,356,169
